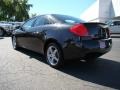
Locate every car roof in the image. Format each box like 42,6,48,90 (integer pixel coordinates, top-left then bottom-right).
32,14,73,19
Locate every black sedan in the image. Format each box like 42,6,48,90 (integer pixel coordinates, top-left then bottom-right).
12,14,112,68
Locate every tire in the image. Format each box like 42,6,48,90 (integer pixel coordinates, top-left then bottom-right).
0,28,5,37
12,36,19,50
45,43,64,68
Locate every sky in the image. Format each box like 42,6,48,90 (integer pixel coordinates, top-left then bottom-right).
28,0,96,18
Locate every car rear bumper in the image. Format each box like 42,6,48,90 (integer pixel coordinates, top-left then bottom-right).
63,38,112,60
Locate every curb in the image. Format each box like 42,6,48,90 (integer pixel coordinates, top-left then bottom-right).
111,34,120,38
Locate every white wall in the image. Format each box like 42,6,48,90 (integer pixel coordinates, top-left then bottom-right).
99,0,114,22
112,0,120,16
80,0,120,22
80,0,99,22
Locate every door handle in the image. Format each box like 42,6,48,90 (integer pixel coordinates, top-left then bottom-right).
33,32,42,36
33,32,39,34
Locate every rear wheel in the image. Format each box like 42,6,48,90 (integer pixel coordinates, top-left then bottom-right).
12,36,19,50
45,43,64,68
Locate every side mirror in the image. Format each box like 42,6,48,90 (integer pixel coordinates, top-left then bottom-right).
15,26,20,29
15,26,25,31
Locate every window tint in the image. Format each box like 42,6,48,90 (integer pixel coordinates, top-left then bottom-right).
46,15,57,24
34,17,50,27
44,18,50,25
22,18,36,30
53,14,85,24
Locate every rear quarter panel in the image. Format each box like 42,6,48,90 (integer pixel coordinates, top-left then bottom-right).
44,24,84,59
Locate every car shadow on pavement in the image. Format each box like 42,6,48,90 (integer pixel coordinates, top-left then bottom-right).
17,48,46,63
60,59,120,90
18,48,120,90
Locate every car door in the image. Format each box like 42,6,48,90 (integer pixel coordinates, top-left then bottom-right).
27,16,51,53
16,18,36,49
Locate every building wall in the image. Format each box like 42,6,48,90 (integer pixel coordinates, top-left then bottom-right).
80,0,120,22
112,0,120,16
99,0,114,22
80,0,99,22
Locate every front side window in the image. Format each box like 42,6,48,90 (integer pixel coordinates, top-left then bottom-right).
34,17,50,27
22,18,36,30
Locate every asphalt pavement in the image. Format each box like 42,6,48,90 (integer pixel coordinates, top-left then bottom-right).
0,37,120,90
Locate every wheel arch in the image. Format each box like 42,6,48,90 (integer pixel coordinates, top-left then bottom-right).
44,38,63,55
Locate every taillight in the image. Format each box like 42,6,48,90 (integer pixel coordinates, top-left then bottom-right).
70,24,89,36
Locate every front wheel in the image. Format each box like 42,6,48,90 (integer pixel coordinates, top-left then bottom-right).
45,43,64,68
0,28,5,37
12,36,19,50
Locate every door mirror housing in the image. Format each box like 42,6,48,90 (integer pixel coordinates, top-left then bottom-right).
16,26,25,31
15,26,21,29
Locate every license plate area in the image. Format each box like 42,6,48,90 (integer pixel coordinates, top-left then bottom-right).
99,40,106,48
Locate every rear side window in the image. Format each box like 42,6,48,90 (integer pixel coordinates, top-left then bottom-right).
53,15,85,24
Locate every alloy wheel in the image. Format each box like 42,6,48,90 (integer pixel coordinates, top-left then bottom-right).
12,36,17,49
47,45,59,66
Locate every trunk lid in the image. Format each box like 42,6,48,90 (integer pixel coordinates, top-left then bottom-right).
83,23,110,39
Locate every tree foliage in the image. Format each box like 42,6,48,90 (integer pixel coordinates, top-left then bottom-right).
0,0,32,21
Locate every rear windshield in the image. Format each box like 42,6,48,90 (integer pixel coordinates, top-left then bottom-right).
53,14,85,24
